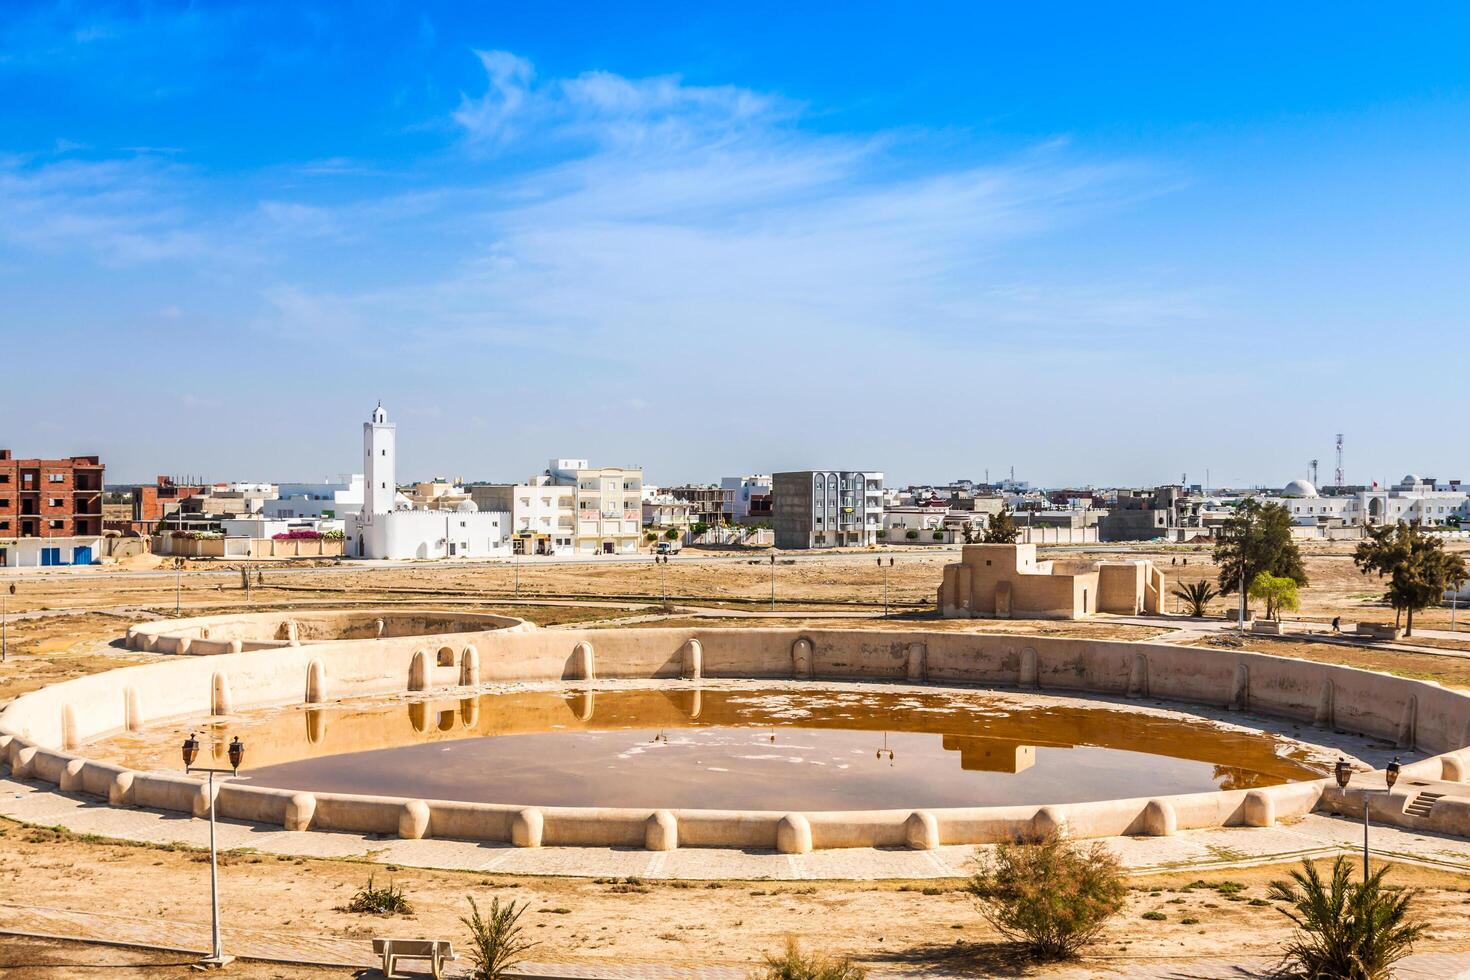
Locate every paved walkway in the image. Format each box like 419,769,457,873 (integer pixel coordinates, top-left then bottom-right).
8,773,1470,882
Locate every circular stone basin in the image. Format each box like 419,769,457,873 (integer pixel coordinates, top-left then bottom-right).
98,684,1334,812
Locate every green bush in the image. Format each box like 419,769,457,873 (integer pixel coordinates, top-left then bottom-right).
904,529,919,540
342,875,412,915
1267,856,1426,980
932,530,945,541
461,896,537,980
760,938,866,979
966,832,1126,961
645,531,657,542
664,528,679,540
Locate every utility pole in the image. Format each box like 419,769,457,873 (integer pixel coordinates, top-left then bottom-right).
769,553,777,611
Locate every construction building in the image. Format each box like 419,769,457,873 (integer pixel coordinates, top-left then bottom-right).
772,470,884,549
0,450,105,567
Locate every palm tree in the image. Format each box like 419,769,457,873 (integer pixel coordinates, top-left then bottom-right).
1172,580,1218,618
1267,856,1425,980
460,897,536,979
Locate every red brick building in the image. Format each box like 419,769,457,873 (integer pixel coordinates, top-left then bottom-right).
0,450,105,566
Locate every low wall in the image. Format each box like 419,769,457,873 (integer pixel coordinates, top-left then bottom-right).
4,618,1468,854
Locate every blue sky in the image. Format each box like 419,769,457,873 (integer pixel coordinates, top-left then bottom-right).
3,3,1467,488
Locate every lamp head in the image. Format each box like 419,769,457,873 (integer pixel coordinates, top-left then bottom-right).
1386,757,1401,790
1334,757,1352,789
227,735,244,772
182,732,199,769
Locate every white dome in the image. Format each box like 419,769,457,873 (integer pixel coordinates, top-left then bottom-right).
455,499,479,513
1282,479,1318,498
1401,474,1421,488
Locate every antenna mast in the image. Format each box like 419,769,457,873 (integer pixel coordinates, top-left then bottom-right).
1334,434,1344,487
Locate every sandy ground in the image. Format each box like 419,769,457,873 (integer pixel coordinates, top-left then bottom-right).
0,938,337,979
3,819,1470,974
4,543,1470,971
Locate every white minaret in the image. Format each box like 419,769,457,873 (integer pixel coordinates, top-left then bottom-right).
363,401,396,515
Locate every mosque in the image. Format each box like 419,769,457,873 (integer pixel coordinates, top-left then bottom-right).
1269,474,1469,528
345,403,510,560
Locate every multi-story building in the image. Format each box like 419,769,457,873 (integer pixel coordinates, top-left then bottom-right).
469,477,576,556
547,458,643,555
0,449,105,567
721,475,772,524
667,484,726,525
772,470,884,549
642,493,694,533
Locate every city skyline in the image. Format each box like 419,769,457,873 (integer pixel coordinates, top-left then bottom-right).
4,3,1468,487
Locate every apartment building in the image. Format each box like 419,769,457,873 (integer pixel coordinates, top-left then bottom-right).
469,477,576,556
772,470,884,549
547,458,643,555
0,449,105,566
721,474,772,524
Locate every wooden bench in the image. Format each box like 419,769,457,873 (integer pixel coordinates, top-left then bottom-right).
372,938,457,979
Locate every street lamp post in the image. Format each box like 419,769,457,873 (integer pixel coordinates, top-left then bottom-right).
1,583,13,663
183,732,245,968
769,553,777,611
1335,756,1400,881
174,558,185,617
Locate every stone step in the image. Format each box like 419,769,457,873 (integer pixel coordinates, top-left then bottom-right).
1406,792,1445,818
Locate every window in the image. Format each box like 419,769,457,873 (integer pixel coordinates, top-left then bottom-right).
48,498,62,507
49,519,64,529
0,521,8,530
48,473,64,483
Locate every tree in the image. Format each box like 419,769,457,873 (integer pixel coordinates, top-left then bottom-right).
984,505,1020,544
967,832,1126,961
1249,571,1300,621
1213,500,1307,609
1354,521,1469,636
1267,856,1425,980
663,528,679,541
1172,579,1218,617
460,897,536,980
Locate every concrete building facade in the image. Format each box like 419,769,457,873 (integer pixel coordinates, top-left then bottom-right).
772,470,884,549
938,543,1165,620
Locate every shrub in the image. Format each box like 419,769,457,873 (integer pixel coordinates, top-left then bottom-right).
645,531,657,542
932,530,946,541
461,896,536,980
342,875,412,915
966,832,1126,961
664,528,679,540
875,530,886,539
760,938,866,979
904,530,920,540
1267,856,1426,980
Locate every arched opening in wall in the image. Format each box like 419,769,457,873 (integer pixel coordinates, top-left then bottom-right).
437,709,455,731
437,646,456,667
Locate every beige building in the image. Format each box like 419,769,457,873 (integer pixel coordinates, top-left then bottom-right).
547,458,643,555
938,543,1164,620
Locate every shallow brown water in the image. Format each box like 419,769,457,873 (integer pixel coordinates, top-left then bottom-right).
183,686,1329,811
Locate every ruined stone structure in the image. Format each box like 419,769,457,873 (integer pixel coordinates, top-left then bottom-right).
938,543,1164,620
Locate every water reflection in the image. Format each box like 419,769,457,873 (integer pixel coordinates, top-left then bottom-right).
171,686,1328,811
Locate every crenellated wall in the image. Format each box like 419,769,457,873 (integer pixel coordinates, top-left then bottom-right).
5,613,1470,853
